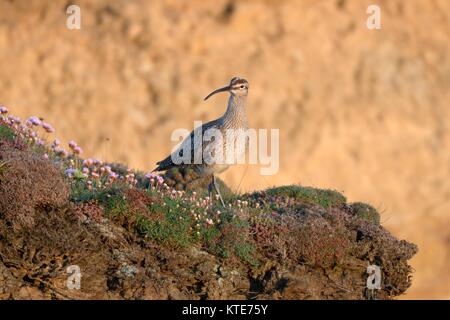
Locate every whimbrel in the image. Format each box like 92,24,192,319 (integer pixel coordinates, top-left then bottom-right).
153,77,250,206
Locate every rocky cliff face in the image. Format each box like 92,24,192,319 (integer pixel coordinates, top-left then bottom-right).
0,0,448,298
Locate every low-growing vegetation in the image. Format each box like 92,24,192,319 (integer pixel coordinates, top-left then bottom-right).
0,107,418,300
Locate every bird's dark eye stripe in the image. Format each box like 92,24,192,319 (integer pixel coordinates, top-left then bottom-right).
233,85,247,90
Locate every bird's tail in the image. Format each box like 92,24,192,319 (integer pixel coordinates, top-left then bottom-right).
151,161,162,173
152,157,175,173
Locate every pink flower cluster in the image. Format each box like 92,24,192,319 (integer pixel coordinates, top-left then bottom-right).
27,116,41,126
42,122,55,133
50,139,86,159
125,169,138,187
145,172,164,185
65,168,79,178
1,111,57,147
146,183,227,229
68,140,83,155
52,139,69,157
27,116,54,133
79,160,119,186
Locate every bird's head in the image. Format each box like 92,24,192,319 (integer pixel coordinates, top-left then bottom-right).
204,77,249,100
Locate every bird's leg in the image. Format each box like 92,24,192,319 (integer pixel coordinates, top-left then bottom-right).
208,177,214,200
212,175,226,207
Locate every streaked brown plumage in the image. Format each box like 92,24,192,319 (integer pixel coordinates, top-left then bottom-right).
153,77,250,206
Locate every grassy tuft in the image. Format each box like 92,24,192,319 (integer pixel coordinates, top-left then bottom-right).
205,213,259,266
265,185,347,208
348,202,380,224
136,196,194,248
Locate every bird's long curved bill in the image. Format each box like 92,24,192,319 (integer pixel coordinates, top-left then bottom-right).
204,85,231,101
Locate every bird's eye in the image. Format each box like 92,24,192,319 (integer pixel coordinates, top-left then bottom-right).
240,85,245,89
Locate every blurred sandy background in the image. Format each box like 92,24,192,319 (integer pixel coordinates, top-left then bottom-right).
1,0,449,299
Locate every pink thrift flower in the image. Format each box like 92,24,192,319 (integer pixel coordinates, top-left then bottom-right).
65,168,77,177
109,172,119,180
145,172,164,184
27,116,41,126
7,115,19,124
91,172,100,179
54,147,68,157
43,153,49,159
0,106,8,114
145,172,157,179
73,146,83,155
83,158,94,167
68,140,77,149
42,122,55,133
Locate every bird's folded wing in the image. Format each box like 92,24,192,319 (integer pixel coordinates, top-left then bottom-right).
154,119,222,171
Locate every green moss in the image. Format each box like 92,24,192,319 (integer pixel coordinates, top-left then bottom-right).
349,202,380,224
265,185,347,208
0,124,15,141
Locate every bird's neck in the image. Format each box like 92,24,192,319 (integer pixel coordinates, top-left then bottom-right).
223,95,248,127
